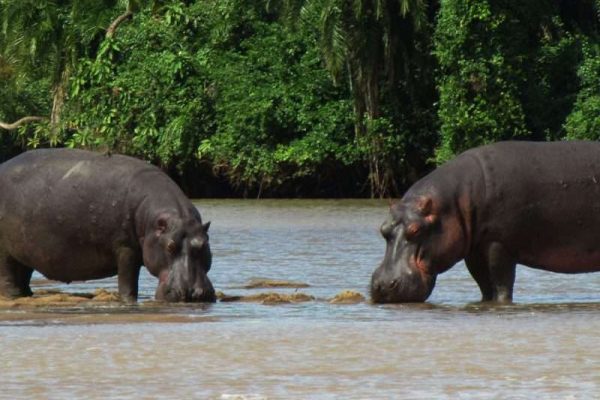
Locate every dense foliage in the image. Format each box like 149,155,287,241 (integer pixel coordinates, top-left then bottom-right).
1,0,599,197
434,0,597,162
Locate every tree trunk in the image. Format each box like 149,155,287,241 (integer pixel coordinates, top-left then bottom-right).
364,66,387,199
349,62,388,199
50,67,69,129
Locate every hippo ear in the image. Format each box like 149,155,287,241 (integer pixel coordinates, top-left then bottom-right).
202,221,211,232
417,196,433,216
156,216,169,234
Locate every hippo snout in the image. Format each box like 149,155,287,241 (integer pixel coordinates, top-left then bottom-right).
156,277,216,303
160,287,216,303
189,281,216,303
370,266,436,303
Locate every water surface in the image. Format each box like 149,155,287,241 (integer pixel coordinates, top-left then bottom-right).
1,200,599,399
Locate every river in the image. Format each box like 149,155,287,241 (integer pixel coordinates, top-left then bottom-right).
1,200,599,399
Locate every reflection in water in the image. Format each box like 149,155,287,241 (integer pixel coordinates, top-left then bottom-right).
1,200,600,398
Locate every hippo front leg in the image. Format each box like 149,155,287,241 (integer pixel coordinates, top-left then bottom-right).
465,242,516,303
465,252,494,301
117,247,142,303
0,254,34,298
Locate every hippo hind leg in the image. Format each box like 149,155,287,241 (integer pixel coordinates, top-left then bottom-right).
465,242,516,303
0,254,34,298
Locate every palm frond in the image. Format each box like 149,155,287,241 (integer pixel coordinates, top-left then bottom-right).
398,0,426,30
320,1,347,83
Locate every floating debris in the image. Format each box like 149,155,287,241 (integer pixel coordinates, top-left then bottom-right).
241,278,310,289
1,288,372,308
91,289,121,302
0,293,89,307
215,291,228,300
329,290,365,304
0,289,121,308
219,292,314,304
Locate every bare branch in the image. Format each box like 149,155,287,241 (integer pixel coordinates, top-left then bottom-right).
106,10,134,38
0,116,47,131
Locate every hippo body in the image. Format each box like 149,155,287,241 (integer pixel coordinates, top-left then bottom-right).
371,141,600,303
0,148,215,302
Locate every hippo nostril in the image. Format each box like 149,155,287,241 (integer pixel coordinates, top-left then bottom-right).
372,282,383,294
188,287,216,302
390,279,399,289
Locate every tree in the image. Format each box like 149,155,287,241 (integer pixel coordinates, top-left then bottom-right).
0,0,143,133
434,0,529,162
434,0,594,162
200,1,356,195
565,40,600,139
273,0,433,197
63,0,360,196
63,2,215,169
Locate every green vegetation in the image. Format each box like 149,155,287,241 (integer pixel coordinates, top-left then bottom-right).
1,0,599,197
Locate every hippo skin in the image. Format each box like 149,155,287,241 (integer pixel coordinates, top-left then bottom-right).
0,148,215,302
371,141,600,303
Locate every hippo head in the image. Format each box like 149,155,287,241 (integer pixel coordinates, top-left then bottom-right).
142,213,216,302
370,194,465,303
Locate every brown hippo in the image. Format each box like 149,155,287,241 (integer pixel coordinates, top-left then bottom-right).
371,141,600,303
0,148,215,303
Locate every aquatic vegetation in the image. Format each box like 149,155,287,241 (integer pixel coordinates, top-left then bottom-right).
90,289,121,302
0,287,363,308
0,289,121,308
218,292,314,304
329,290,365,304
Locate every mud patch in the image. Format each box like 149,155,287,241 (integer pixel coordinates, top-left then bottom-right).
240,278,310,289
329,290,366,304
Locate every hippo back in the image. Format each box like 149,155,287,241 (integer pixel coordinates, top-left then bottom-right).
466,141,600,271
0,148,182,281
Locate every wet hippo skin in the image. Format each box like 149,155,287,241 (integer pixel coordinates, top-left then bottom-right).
0,148,215,302
371,141,600,303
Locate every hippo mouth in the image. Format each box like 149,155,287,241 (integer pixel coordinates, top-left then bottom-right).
370,280,433,303
158,285,217,303
370,262,437,303
414,246,432,281
155,272,216,303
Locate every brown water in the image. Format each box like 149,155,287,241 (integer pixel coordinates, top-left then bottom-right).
1,200,600,399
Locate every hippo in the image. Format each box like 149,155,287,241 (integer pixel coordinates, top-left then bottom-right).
0,148,215,303
371,140,600,303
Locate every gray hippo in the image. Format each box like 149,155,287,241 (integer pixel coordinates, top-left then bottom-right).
0,148,215,303
371,141,600,303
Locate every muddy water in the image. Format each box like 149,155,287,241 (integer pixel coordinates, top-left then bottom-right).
2,200,600,399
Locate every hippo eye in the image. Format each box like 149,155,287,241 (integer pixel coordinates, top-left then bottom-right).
190,237,205,249
405,223,422,241
166,240,177,254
